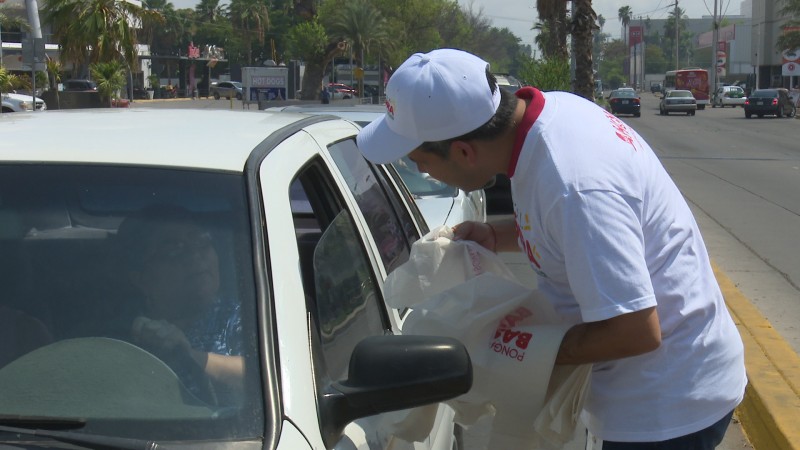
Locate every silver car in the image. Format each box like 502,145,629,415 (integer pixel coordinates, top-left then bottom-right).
210,81,243,100
659,90,697,116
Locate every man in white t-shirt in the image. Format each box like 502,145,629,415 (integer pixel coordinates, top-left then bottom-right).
356,48,746,449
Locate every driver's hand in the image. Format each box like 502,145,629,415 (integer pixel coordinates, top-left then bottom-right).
131,316,192,357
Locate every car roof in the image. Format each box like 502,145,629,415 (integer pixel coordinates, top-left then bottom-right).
0,109,325,171
268,104,385,126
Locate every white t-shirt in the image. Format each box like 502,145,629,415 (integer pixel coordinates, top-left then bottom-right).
509,89,747,442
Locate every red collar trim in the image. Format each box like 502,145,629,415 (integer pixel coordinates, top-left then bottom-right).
508,87,545,177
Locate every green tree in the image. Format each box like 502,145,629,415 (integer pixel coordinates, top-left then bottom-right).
643,44,667,75
618,5,632,45
777,0,800,52
517,56,570,91
90,60,127,106
285,20,340,100
42,0,155,74
325,0,390,68
0,67,12,92
536,0,568,60
571,0,599,100
598,39,627,89
229,0,270,64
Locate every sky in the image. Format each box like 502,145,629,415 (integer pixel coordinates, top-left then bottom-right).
169,0,743,47
458,0,745,47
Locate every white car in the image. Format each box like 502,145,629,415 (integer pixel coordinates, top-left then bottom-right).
712,86,746,108
1,92,47,112
0,109,470,450
266,104,487,229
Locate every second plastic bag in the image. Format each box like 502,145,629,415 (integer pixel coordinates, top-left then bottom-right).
384,226,591,450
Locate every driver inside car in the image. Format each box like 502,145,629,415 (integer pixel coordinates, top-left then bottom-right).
115,204,244,405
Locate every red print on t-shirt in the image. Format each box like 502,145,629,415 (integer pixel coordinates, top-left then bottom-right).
603,110,640,152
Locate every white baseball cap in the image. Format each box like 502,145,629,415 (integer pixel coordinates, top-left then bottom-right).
357,48,501,164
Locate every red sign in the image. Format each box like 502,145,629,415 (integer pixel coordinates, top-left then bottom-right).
629,26,643,46
188,42,200,59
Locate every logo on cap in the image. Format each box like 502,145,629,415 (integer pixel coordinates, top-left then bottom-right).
385,97,395,120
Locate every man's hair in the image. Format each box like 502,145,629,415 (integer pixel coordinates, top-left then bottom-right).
419,69,519,158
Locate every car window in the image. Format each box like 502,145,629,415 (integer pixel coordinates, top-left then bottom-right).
288,161,389,382
0,164,263,442
395,155,458,198
670,91,693,98
327,139,415,274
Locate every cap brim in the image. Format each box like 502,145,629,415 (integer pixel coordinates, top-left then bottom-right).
357,115,423,164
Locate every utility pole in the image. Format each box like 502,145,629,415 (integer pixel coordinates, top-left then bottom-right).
710,0,719,93
674,0,680,70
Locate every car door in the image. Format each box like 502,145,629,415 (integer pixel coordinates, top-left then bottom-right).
259,119,457,450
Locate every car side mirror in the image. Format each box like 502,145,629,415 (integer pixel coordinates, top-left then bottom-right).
318,335,472,448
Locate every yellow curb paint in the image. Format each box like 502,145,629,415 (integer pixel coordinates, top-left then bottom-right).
713,262,800,450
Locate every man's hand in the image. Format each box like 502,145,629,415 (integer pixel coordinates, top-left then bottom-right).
453,218,518,252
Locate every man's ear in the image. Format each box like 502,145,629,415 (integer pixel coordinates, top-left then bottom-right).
449,140,479,166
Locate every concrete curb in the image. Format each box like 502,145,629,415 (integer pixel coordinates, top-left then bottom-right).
714,263,800,450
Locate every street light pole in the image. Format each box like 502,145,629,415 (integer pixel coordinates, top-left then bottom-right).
674,0,680,70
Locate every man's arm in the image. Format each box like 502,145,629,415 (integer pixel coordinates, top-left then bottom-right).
556,306,661,365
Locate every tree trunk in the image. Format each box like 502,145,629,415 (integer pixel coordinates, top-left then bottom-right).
572,0,598,101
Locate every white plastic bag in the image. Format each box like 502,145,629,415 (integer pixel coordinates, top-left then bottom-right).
385,226,591,450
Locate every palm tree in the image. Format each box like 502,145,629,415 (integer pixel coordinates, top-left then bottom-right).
90,60,127,106
196,0,225,23
325,0,391,96
571,0,599,100
777,0,800,52
618,5,632,46
229,0,270,64
42,0,156,75
536,0,568,60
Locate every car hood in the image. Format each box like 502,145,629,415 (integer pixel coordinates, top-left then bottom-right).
3,92,45,102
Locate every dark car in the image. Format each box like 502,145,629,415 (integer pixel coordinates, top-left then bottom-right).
744,88,797,118
607,89,641,117
650,82,663,94
62,79,97,92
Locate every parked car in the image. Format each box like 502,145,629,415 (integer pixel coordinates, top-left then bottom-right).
494,73,523,93
744,88,797,118
0,109,471,450
659,89,697,115
327,83,357,99
607,89,641,117
1,92,47,112
265,104,487,228
61,79,97,92
712,85,746,108
210,81,243,100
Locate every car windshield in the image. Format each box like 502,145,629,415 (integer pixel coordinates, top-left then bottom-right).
751,90,777,98
612,91,637,98
0,165,264,444
232,82,242,88
669,91,693,98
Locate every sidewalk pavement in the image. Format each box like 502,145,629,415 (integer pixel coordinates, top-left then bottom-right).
484,214,800,450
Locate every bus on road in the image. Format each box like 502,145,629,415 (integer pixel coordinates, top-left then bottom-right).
664,68,710,109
